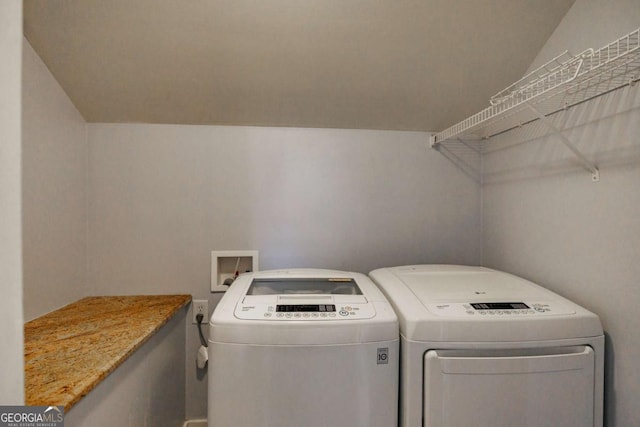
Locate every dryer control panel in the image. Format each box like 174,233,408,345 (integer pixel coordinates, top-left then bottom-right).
426,301,576,317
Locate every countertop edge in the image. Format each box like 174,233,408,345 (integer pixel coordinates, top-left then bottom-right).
25,294,192,412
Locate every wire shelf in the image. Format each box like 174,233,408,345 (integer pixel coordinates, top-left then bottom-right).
431,28,640,147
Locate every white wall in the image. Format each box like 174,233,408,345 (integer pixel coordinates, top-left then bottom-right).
482,1,640,426
22,39,88,320
87,123,482,417
0,0,24,405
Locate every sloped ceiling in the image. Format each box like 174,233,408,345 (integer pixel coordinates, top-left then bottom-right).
23,0,575,131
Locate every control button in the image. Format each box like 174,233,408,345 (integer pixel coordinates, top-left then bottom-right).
312,313,319,317
264,313,272,318
344,306,352,311
320,313,327,317
339,310,349,316
466,310,474,315
329,312,336,317
479,311,487,315
294,313,301,318
303,313,310,318
276,313,283,317
285,313,293,318
488,311,495,315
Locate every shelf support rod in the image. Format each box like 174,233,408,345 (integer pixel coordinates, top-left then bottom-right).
525,102,600,182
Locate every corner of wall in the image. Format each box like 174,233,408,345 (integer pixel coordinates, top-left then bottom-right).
0,0,25,405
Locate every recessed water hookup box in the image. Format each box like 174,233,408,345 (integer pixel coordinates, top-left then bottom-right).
211,250,259,292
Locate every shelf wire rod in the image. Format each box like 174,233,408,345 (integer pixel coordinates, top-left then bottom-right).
525,102,599,181
457,138,483,155
436,144,481,184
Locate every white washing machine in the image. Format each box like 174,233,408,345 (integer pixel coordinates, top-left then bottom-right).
208,269,399,427
369,265,604,427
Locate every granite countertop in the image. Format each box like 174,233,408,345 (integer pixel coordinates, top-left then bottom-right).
24,294,192,411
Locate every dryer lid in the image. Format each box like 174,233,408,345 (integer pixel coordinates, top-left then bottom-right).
398,266,546,304
369,265,604,342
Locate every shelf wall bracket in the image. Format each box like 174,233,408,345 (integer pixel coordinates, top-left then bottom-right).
525,102,600,182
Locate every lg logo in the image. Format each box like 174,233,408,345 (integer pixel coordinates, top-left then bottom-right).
377,347,389,365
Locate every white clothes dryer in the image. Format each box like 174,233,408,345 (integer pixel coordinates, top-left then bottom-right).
369,265,604,427
208,269,399,427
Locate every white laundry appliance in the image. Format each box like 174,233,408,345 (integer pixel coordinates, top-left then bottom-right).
208,269,399,427
369,265,604,427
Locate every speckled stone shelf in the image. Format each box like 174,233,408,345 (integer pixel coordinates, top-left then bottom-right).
24,295,191,411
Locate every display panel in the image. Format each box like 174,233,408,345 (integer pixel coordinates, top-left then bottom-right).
276,305,336,312
471,302,530,310
247,278,362,295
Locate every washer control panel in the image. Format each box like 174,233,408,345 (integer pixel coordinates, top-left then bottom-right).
235,276,377,320
235,302,375,320
426,301,576,317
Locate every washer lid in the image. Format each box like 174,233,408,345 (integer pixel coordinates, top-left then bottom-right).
210,269,398,345
369,265,603,342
